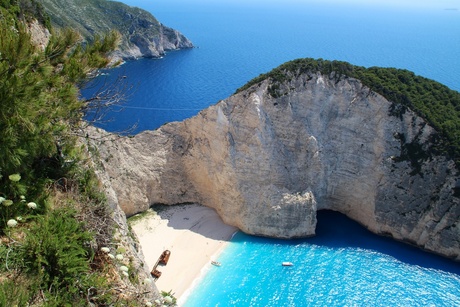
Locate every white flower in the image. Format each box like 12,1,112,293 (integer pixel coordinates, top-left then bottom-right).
27,202,37,209
7,219,18,227
16,216,22,221
8,174,21,182
0,197,5,204
119,265,129,272
101,247,110,253
122,271,129,277
163,296,173,304
115,254,124,260
108,253,115,259
154,300,161,306
145,302,153,307
143,278,152,284
20,195,25,200
2,199,13,206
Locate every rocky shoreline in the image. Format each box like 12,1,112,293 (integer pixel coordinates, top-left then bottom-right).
39,0,193,60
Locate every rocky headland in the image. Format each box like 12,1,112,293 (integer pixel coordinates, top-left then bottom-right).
91,59,460,261
38,0,193,59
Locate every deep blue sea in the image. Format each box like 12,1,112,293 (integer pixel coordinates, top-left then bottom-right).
85,1,460,305
84,0,460,133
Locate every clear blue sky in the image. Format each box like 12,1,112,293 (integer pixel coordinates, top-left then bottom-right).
325,0,459,8
124,0,459,9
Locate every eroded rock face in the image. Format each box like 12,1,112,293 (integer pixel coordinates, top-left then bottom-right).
39,0,193,60
90,72,460,259
111,23,193,60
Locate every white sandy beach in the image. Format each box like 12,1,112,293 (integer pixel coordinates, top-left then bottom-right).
129,204,238,302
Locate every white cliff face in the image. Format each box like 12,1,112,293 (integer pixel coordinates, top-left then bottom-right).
91,72,460,259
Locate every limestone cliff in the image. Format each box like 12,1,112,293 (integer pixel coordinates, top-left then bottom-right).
90,62,460,260
90,152,160,300
38,0,193,59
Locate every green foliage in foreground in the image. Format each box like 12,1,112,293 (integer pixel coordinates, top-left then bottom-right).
21,209,92,292
0,3,142,306
0,10,118,174
5,209,99,305
0,209,117,306
237,58,460,166
0,0,119,227
0,278,36,307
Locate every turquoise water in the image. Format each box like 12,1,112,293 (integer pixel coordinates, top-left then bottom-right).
184,211,460,306
84,1,460,305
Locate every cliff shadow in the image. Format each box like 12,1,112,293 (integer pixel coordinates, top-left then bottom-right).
151,204,460,275
307,210,460,275
151,203,238,242
229,210,460,275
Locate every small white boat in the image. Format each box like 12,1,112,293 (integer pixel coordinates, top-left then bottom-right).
211,261,221,267
282,262,293,266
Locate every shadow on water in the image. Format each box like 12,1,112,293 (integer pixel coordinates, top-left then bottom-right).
232,210,460,275
152,204,460,275
311,210,460,275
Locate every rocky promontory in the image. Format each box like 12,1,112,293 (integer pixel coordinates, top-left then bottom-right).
38,0,193,59
91,59,460,260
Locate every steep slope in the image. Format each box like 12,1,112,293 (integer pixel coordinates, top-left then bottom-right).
90,59,460,260
0,1,160,304
38,0,193,59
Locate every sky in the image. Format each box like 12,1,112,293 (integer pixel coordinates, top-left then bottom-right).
121,0,459,10
325,0,459,8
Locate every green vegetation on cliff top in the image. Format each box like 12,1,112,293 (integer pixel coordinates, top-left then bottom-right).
37,0,163,52
38,0,159,37
237,58,460,166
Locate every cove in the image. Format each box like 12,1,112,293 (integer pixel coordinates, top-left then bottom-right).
183,211,460,306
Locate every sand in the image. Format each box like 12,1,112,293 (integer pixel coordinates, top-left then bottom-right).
129,204,238,302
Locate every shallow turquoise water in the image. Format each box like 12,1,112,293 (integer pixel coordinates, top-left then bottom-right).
183,211,460,306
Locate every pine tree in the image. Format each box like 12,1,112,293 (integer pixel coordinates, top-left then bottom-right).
0,1,119,221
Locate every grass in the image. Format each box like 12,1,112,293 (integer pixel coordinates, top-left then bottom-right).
128,208,158,224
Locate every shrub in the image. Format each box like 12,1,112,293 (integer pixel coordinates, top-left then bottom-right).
20,208,93,293
0,279,35,307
